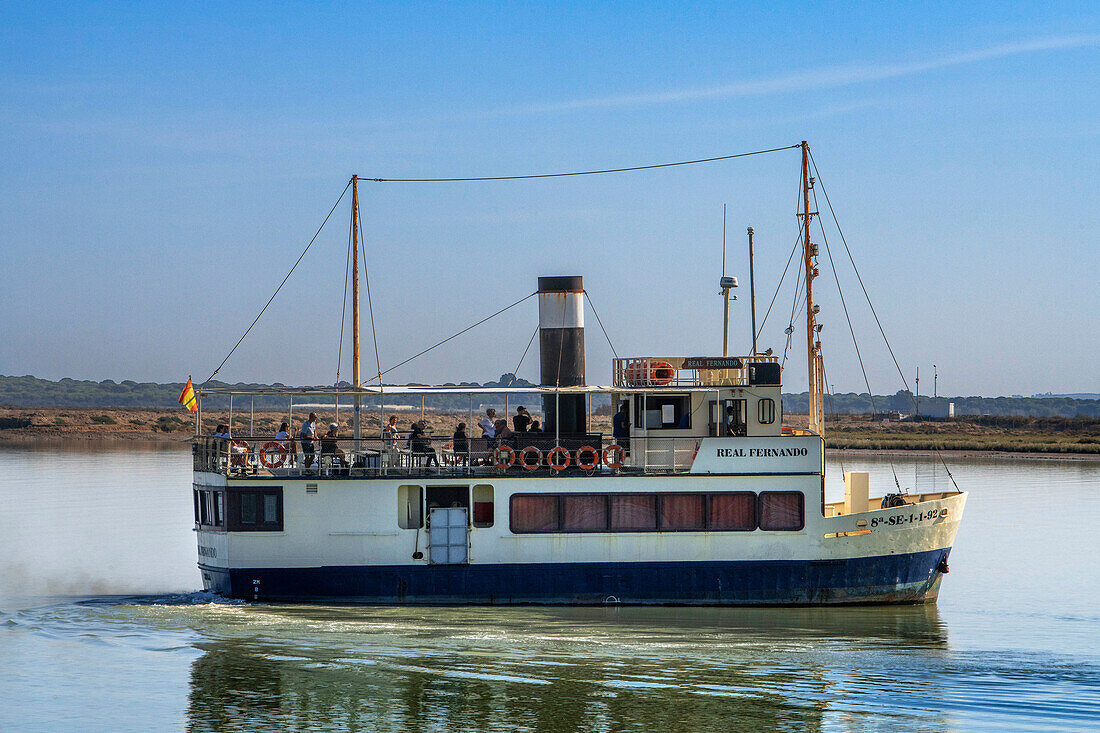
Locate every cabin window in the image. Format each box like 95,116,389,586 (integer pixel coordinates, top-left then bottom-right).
709,493,757,531
227,487,283,531
758,398,776,424
398,485,424,529
510,495,559,533
193,486,225,529
472,484,494,528
562,495,607,531
759,492,804,531
636,395,691,430
659,494,706,530
610,495,657,531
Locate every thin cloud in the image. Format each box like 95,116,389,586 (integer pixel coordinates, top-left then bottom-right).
507,34,1100,114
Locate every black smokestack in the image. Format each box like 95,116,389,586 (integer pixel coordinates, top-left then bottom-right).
538,275,586,435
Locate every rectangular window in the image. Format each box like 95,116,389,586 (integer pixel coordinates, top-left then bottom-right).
610,494,657,531
660,494,705,530
510,495,559,533
472,484,494,528
194,487,225,529
635,395,691,430
758,398,776,424
709,493,756,531
214,493,223,526
562,495,607,531
759,492,804,531
227,487,283,531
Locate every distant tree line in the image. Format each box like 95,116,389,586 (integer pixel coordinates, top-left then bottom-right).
784,390,1100,418
3,375,1098,417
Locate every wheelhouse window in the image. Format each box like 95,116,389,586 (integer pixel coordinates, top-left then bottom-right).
227,487,283,531
636,395,691,430
759,491,804,531
758,398,776,424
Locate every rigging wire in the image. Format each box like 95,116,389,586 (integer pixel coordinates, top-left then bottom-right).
336,197,354,385
363,291,538,382
809,150,960,493
366,144,801,183
202,179,352,386
357,206,384,388
584,290,619,359
508,323,541,387
758,229,801,335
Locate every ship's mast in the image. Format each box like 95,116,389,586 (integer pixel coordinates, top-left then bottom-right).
801,142,824,435
351,175,361,443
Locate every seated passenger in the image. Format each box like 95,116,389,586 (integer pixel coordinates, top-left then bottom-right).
452,422,469,466
410,419,439,468
528,420,542,433
478,408,497,438
320,422,347,464
494,419,514,447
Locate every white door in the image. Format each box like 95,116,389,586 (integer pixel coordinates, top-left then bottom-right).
429,507,468,564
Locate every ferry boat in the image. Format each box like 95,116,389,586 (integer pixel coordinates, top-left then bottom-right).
190,144,966,604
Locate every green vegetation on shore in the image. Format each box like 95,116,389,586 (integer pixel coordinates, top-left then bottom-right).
824,416,1100,454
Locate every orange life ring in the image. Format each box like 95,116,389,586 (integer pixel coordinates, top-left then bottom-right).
259,441,287,468
651,361,675,386
603,444,624,469
493,445,516,470
576,445,600,470
548,446,571,471
519,446,542,471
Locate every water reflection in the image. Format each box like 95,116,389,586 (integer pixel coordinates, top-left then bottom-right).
183,604,949,732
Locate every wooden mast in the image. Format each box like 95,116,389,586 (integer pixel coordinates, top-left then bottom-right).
351,175,361,443
802,142,824,435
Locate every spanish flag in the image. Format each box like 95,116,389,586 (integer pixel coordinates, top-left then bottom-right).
178,377,197,413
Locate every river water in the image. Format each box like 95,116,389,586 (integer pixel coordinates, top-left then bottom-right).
0,444,1097,732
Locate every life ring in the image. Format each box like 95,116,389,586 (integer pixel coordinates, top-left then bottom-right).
603,444,624,469
519,446,542,471
259,441,287,468
576,445,600,470
493,445,516,470
548,446,571,471
651,361,675,385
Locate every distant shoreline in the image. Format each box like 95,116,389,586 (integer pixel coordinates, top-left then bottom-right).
2,406,1097,456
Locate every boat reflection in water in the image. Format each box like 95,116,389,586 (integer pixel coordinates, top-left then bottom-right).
184,604,949,732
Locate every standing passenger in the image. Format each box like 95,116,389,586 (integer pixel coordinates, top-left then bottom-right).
613,402,630,456
300,412,318,471
512,406,531,433
478,408,497,438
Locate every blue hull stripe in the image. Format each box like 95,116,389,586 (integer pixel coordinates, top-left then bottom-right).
201,549,951,605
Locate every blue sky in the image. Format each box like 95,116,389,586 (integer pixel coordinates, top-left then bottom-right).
2,2,1097,397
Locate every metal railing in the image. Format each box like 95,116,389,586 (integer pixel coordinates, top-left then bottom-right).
192,433,716,478
612,355,779,389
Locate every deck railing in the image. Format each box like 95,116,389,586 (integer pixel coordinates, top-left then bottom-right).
193,433,713,478
612,355,779,389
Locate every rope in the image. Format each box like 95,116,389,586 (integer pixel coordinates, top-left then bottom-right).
508,323,540,386
364,291,537,381
358,208,383,388
202,180,352,385
366,144,800,183
809,150,960,494
584,291,619,359
336,197,353,385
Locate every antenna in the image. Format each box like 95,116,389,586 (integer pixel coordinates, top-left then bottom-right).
721,204,727,277
748,227,757,356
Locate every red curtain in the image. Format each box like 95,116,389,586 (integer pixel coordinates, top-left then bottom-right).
511,495,558,532
562,495,607,531
659,494,705,530
610,495,657,530
759,492,803,530
710,493,756,530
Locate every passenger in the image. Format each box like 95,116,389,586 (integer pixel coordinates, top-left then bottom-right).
410,419,439,468
494,419,514,447
613,402,631,456
275,422,290,442
452,422,469,466
274,421,295,467
726,404,746,437
512,406,531,433
299,412,318,470
478,408,497,438
528,419,542,433
320,422,347,465
213,424,229,438
383,415,400,447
